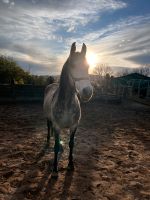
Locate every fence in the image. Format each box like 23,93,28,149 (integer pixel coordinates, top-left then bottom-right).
0,84,45,103
114,79,150,99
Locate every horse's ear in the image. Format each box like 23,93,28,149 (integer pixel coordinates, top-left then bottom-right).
81,43,87,56
70,42,76,56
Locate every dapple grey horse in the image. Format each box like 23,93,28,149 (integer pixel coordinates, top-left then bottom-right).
43,42,93,177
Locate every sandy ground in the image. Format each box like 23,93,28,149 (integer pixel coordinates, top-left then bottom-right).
0,100,150,200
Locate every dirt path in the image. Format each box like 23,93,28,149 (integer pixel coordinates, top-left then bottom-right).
0,101,150,200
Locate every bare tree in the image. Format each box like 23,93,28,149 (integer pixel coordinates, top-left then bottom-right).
117,68,130,77
93,64,114,94
133,65,150,76
93,64,103,77
93,64,113,77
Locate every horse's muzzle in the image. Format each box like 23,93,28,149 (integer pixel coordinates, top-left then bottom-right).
81,86,93,102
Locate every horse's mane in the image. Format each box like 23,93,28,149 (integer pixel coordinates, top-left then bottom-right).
57,52,85,106
58,58,75,104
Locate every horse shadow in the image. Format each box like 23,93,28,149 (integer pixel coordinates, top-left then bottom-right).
59,170,74,200
10,142,54,200
34,142,53,163
42,169,74,200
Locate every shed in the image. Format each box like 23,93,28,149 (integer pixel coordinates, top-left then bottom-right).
114,73,150,98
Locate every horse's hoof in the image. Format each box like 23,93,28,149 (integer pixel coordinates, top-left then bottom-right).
51,171,58,178
67,163,74,171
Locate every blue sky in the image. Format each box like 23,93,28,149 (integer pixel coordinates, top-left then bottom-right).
0,0,150,75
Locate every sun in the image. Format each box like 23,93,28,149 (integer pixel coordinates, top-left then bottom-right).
86,52,98,69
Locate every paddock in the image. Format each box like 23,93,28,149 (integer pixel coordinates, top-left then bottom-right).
0,100,150,200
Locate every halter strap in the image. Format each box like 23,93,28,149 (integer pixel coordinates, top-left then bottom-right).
73,77,89,81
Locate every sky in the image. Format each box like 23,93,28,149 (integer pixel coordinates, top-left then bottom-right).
0,0,150,75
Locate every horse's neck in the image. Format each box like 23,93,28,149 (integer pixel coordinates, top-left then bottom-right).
57,63,76,107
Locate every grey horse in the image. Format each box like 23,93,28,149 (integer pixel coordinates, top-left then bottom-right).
43,42,93,177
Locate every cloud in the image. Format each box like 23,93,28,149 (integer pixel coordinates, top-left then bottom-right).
1,0,15,7
1,1,149,74
126,54,150,65
0,0,128,74
68,14,150,69
0,0,127,39
2,0,9,4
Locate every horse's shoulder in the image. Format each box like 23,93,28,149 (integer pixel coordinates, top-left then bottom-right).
44,83,58,96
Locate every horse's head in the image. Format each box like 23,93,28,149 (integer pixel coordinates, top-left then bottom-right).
68,42,93,102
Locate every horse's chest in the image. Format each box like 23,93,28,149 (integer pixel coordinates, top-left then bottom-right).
53,109,80,128
61,112,72,126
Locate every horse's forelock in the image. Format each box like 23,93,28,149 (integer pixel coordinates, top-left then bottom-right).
69,52,84,65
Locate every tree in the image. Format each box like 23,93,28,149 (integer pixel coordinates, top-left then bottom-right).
93,64,114,94
117,68,130,77
46,76,55,85
0,55,30,84
117,66,150,77
31,75,47,85
93,64,113,77
133,65,150,77
93,64,103,77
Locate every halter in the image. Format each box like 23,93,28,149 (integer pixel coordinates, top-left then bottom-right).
73,77,89,82
70,72,89,82
69,73,89,95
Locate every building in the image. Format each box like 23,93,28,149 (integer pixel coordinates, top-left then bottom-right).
114,73,150,98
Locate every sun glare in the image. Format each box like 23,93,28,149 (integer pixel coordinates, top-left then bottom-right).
86,52,98,71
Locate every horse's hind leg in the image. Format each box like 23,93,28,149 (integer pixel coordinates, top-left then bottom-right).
52,128,60,178
68,127,77,170
47,119,52,143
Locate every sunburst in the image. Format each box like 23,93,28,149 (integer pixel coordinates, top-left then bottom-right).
86,52,98,71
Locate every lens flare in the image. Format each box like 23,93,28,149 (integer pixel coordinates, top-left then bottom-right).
60,140,64,145
86,52,98,73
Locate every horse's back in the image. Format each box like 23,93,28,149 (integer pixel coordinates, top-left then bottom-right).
44,83,58,96
43,83,58,119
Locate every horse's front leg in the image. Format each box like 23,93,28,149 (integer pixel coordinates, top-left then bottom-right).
47,119,54,144
52,128,60,178
68,127,77,170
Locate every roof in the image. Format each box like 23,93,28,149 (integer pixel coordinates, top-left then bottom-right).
115,73,150,81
